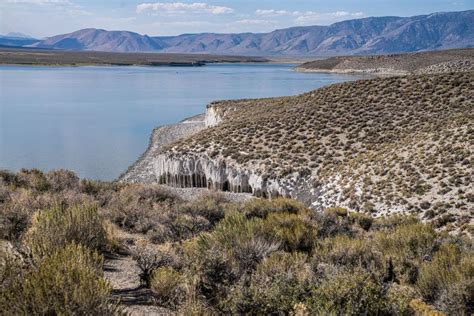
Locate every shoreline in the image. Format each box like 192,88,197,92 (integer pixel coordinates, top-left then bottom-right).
294,66,407,76
118,114,206,183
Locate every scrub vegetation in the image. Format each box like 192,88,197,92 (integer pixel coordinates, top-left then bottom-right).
1,169,472,314
166,71,473,230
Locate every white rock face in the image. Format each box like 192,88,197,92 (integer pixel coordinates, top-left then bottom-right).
153,153,292,198
204,105,222,127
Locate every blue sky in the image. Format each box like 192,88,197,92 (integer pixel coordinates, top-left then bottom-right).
1,0,472,38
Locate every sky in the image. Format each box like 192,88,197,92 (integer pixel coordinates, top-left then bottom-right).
1,0,472,38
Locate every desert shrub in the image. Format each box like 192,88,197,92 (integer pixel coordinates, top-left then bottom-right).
372,214,420,230
0,170,20,186
169,213,211,241
188,213,280,309
17,169,51,192
180,195,226,225
0,203,31,241
313,209,354,238
197,213,280,274
0,243,114,315
133,241,175,287
374,223,439,284
260,212,317,252
192,243,237,308
239,198,306,219
228,251,313,314
325,206,348,217
105,184,177,234
307,267,388,315
0,243,27,299
385,284,418,315
417,244,474,315
150,267,186,308
102,220,123,253
45,169,79,192
350,212,374,231
0,185,10,203
25,204,106,257
314,236,385,277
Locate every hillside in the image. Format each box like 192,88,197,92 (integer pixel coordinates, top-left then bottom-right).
138,72,473,230
26,10,474,56
297,48,474,74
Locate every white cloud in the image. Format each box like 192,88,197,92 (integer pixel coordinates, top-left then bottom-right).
136,2,234,15
233,19,275,25
256,9,364,25
255,9,297,17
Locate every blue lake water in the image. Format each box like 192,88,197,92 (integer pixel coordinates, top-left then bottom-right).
0,63,365,180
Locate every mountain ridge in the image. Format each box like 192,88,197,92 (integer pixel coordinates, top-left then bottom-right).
17,10,474,56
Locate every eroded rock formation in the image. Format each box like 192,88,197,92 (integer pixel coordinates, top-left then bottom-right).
154,153,291,198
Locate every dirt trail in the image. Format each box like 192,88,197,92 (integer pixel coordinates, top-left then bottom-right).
104,232,174,315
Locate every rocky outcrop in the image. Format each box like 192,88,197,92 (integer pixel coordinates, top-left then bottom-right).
204,104,222,127
153,153,292,198
150,101,299,198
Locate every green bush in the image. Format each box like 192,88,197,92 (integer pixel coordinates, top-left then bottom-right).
385,284,417,315
45,169,79,192
315,235,385,276
195,212,280,274
349,212,374,231
17,169,51,192
150,267,186,308
261,212,317,252
307,268,388,315
325,206,348,217
228,251,313,314
239,198,306,219
188,213,280,309
374,223,439,283
25,204,106,257
0,243,114,315
180,195,226,225
417,244,474,315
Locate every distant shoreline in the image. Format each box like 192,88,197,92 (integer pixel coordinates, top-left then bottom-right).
0,47,268,67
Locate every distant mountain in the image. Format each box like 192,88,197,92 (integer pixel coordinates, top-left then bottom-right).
4,32,34,39
32,28,165,52
25,10,474,56
0,33,38,47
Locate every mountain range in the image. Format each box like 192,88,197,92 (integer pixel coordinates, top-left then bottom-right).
4,10,473,56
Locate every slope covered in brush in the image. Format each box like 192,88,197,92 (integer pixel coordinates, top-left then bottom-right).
165,72,473,223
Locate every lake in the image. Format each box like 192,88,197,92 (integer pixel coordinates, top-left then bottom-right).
0,63,365,180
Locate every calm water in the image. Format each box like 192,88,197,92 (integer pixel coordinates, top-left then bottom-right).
0,63,364,180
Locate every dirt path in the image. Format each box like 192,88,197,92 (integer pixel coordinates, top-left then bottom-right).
104,232,174,315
